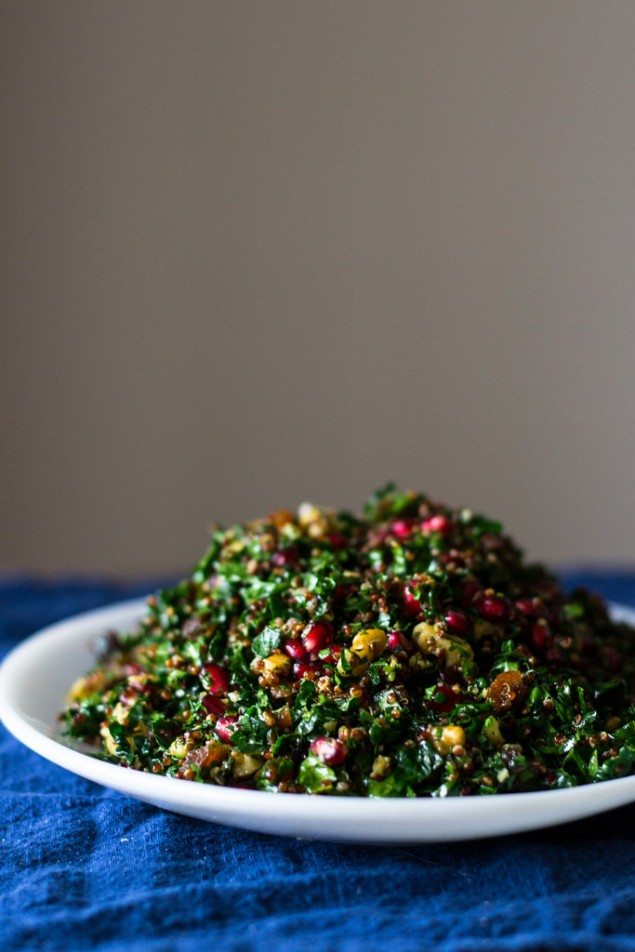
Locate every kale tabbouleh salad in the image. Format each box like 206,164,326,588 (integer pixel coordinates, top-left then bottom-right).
63,487,635,797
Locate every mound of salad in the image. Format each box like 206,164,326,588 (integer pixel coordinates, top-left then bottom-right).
62,486,635,796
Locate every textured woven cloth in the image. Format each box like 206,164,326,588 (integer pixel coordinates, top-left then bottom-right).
1,574,634,952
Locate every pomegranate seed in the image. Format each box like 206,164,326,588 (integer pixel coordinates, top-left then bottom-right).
391,519,413,540
403,584,422,618
283,638,308,660
272,546,299,568
123,662,143,676
531,619,550,652
387,630,408,652
327,533,348,549
203,662,230,695
302,620,334,654
444,609,471,637
334,584,352,603
476,594,510,621
461,578,482,603
293,660,321,680
422,514,452,537
202,695,226,716
428,683,458,713
310,736,348,766
215,715,239,743
321,644,342,664
516,598,537,617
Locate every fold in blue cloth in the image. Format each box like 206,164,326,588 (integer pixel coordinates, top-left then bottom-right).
1,574,634,952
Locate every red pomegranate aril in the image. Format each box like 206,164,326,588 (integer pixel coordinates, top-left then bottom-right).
477,595,510,621
391,519,413,540
272,546,299,568
403,584,422,618
428,683,458,713
204,662,230,695
123,662,143,676
387,631,400,650
293,660,321,680
461,578,482,603
334,584,352,603
321,644,342,664
215,715,239,743
327,533,348,550
444,609,470,637
302,620,334,654
531,620,550,652
310,736,348,766
202,694,226,716
516,598,537,617
283,638,308,660
387,630,410,652
422,514,451,537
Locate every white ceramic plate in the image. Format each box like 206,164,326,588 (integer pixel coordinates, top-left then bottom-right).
1,598,634,843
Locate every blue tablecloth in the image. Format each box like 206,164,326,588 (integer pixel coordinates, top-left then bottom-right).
1,573,634,952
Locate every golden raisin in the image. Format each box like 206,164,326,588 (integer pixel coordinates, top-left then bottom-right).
488,671,527,713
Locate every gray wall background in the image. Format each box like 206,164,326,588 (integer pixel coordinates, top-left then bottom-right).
2,1,634,577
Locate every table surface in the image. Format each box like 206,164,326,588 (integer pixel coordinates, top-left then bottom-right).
1,572,634,952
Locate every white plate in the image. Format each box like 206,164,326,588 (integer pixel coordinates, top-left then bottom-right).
0,598,634,843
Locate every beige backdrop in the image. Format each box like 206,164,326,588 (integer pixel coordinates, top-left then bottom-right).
2,1,635,577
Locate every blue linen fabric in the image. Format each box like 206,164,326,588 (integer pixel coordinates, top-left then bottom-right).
1,573,634,952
